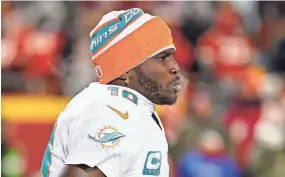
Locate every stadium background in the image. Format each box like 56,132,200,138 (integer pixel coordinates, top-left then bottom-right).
2,1,285,177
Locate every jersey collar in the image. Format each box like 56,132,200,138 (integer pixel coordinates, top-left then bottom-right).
91,82,156,114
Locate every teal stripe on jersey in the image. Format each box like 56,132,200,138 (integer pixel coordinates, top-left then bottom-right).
41,126,56,177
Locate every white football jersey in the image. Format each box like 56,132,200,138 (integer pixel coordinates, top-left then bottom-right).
41,82,169,177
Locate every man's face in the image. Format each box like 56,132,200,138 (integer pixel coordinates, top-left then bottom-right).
131,48,181,105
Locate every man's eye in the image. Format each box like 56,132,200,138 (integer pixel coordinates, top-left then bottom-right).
155,53,174,61
160,55,167,60
158,54,171,60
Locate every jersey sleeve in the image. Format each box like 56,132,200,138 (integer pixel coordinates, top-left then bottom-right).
64,103,142,177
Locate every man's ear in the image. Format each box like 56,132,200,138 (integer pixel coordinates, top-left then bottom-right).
118,72,130,81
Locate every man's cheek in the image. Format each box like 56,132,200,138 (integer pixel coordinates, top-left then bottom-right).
162,78,172,89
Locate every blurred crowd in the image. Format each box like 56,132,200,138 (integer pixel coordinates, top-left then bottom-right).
2,1,285,177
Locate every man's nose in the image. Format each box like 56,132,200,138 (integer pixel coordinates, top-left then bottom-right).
169,60,180,75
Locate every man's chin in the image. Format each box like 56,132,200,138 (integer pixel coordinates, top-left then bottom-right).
166,96,178,105
156,95,177,105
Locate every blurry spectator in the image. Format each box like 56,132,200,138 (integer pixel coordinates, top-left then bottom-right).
268,19,285,73
1,1,27,93
224,76,262,174
177,130,241,177
196,2,258,88
20,27,65,94
170,90,233,163
257,2,285,71
1,120,27,177
180,1,217,45
259,73,284,100
1,2,71,95
232,1,262,36
251,101,285,177
24,1,67,31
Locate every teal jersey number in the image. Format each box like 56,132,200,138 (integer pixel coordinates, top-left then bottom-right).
108,87,138,104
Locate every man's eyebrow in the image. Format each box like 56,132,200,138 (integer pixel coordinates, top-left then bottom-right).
162,49,176,54
153,50,176,58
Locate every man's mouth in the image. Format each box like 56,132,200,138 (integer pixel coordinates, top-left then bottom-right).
169,79,181,92
173,83,182,92
168,77,182,92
